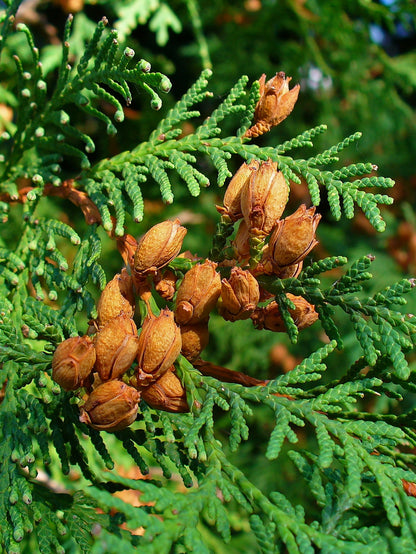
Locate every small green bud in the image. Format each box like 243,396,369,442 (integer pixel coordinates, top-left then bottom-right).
138,59,151,72
151,97,162,111
60,111,70,125
114,109,124,122
159,77,172,93
124,47,135,58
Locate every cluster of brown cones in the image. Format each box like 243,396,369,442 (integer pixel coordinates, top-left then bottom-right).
50,72,319,432
51,162,321,433
216,158,321,331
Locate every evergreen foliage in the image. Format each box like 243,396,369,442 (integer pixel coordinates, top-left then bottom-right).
0,2,415,553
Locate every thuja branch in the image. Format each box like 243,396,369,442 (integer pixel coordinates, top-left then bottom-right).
257,258,416,379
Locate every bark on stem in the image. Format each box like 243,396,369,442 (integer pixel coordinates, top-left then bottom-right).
0,179,101,225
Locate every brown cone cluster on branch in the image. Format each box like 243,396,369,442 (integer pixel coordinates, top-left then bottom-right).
51,218,194,432
51,73,324,430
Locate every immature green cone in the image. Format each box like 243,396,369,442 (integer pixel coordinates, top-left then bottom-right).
133,219,187,276
79,380,140,432
136,308,182,383
241,160,288,237
140,368,189,413
267,204,321,269
216,160,259,222
52,336,96,391
94,314,140,381
219,267,260,321
97,269,135,327
251,293,318,332
244,72,300,138
180,321,210,361
175,260,221,325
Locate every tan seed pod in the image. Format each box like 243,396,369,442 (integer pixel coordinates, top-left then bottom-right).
219,267,260,321
241,160,288,237
267,204,321,269
136,308,182,383
180,321,210,361
252,293,318,332
52,336,96,391
216,160,259,222
274,261,303,280
94,314,140,381
154,269,177,301
79,380,140,432
244,72,300,138
233,219,251,264
140,369,189,413
175,260,221,325
133,219,187,276
97,269,135,327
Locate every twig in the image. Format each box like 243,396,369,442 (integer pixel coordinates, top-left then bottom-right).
0,179,101,225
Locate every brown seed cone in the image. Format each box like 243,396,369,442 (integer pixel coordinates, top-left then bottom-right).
180,321,210,361
274,261,303,280
241,160,288,237
254,250,303,280
136,308,182,384
94,315,140,381
52,336,96,391
140,368,189,413
97,269,135,327
175,260,221,325
267,204,321,269
233,219,251,264
154,269,177,301
251,293,318,332
133,219,187,277
216,160,259,222
79,380,140,432
219,267,260,321
244,72,300,138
